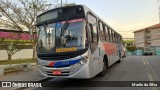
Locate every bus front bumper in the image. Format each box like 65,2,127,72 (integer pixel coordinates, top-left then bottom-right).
37,58,93,79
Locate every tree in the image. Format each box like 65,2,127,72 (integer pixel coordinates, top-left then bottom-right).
0,0,53,59
53,0,76,7
0,33,24,61
126,46,137,52
0,0,76,60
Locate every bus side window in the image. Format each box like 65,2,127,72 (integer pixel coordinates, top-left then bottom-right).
92,23,98,43
105,26,110,42
115,33,117,43
88,23,98,43
116,34,118,43
112,31,115,43
109,29,112,42
115,32,117,43
117,34,119,43
120,36,123,44
99,21,105,42
88,24,93,42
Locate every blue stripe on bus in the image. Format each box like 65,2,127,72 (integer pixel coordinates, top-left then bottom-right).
53,59,81,68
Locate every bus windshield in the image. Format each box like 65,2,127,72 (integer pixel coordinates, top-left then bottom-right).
37,18,87,54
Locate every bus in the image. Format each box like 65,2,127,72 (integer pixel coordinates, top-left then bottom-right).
36,5,125,78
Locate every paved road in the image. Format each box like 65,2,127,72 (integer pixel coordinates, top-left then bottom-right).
30,56,160,90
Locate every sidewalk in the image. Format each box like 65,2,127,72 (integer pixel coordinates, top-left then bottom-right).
0,65,46,90
0,65,45,81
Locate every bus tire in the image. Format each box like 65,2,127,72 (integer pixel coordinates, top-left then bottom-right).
99,56,108,77
117,59,121,63
117,52,121,63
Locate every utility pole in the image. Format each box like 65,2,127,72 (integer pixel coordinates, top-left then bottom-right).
158,0,160,23
61,0,62,7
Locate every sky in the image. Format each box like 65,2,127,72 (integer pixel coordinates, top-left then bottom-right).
1,0,159,38
57,0,159,38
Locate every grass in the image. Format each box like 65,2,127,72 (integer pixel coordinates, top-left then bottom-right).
0,58,36,65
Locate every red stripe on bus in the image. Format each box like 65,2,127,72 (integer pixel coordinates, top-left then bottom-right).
48,62,55,67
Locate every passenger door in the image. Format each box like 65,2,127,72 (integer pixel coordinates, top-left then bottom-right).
87,13,100,76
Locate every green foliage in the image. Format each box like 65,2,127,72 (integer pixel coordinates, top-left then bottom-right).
0,35,25,61
126,46,137,52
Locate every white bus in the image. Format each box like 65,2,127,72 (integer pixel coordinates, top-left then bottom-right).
36,5,125,78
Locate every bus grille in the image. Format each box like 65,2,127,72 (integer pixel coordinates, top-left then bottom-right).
38,54,78,60
45,65,71,68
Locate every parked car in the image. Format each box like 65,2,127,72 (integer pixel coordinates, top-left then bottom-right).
143,52,153,56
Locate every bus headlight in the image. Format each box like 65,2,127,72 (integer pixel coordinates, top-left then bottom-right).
71,56,89,68
81,56,89,64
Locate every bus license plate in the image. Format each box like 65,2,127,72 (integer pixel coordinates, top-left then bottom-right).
52,70,62,75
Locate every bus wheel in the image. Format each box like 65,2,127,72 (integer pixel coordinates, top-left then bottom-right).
99,57,108,77
117,53,121,63
117,55,121,63
117,59,121,63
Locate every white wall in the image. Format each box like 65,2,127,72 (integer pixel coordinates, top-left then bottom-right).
134,31,145,48
0,49,33,60
150,28,160,46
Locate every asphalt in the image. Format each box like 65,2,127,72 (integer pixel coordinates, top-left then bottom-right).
0,56,160,90
0,65,46,90
32,56,160,90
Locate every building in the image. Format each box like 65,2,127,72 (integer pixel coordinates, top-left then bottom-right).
0,19,36,49
0,18,34,40
133,23,160,55
0,29,31,40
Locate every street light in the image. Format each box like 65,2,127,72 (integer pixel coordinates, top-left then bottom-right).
158,0,160,23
